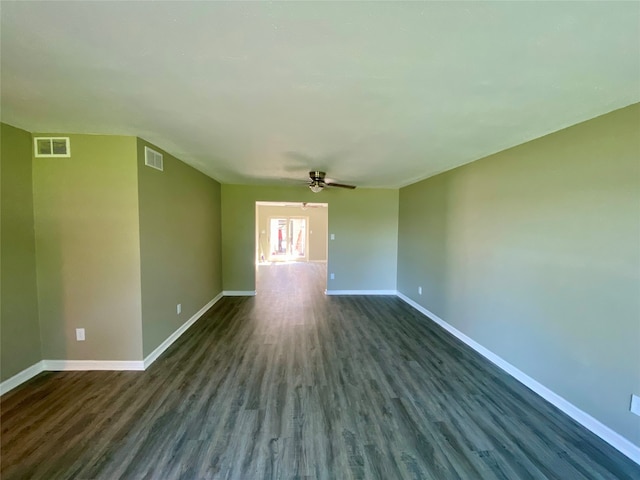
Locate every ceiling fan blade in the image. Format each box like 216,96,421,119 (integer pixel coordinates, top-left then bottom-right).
326,182,356,189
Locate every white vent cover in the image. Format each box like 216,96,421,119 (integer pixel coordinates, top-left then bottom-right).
144,146,163,171
34,137,70,157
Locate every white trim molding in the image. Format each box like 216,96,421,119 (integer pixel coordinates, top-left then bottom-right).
0,294,225,396
325,289,397,296
43,360,145,371
0,361,46,395
143,292,223,369
223,290,257,296
396,292,640,465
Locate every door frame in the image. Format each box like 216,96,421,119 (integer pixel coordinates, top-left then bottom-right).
266,215,309,262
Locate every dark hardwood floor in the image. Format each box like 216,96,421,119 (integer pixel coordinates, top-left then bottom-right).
1,262,638,479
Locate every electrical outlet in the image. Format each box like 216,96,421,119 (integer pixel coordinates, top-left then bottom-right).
330,273,335,280
631,394,640,416
418,286,422,295
330,233,335,240
76,328,85,341
177,303,182,315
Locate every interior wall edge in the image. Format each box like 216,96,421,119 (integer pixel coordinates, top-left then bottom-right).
0,361,46,396
396,291,640,465
325,290,397,296
143,292,224,369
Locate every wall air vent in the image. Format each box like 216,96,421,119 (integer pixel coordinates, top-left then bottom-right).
144,146,164,171
34,137,70,157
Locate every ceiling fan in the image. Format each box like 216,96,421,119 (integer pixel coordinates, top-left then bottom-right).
308,171,356,193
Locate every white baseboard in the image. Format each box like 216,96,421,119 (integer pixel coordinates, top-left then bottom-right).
4,289,638,464
1,360,145,395
325,289,397,295
0,361,46,395
396,292,640,465
0,293,225,396
143,292,223,369
43,360,145,371
223,290,256,296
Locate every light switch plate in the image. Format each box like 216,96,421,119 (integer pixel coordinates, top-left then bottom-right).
631,394,640,416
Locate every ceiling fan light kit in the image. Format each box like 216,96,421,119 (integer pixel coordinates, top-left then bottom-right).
309,182,323,193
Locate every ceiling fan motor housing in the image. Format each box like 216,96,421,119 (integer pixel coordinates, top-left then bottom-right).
309,171,326,184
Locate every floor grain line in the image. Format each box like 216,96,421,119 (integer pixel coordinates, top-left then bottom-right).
1,262,637,479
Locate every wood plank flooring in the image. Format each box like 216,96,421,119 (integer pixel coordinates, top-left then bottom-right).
1,262,638,479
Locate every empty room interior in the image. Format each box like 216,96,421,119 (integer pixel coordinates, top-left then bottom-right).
1,2,639,479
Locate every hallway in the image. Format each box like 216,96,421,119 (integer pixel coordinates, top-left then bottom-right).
1,263,638,479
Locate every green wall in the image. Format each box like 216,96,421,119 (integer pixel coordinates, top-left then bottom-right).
137,139,223,357
222,185,398,292
32,134,143,361
397,103,640,445
1,124,42,381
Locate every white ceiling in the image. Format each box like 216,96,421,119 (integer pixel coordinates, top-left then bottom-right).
1,2,638,188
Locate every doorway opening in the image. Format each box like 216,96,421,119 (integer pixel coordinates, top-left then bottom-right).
255,201,328,295
268,216,307,262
